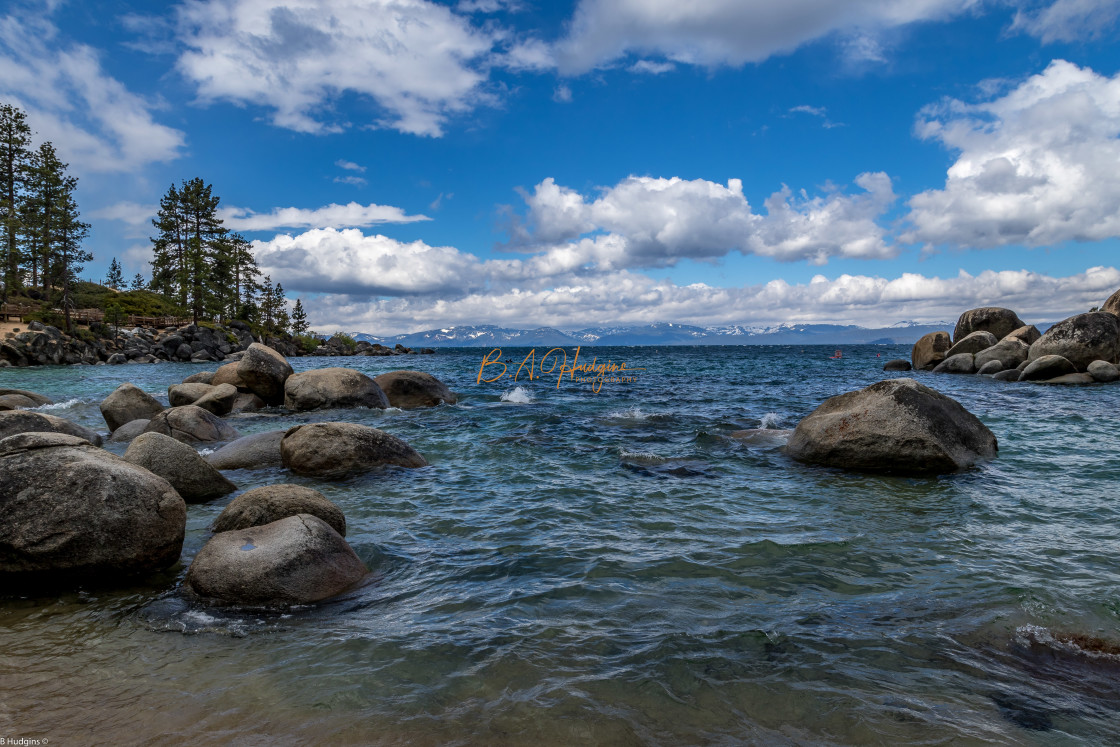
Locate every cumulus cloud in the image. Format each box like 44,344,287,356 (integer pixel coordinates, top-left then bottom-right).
0,11,185,173
903,60,1120,248
552,0,982,74
220,202,430,231
509,173,897,266
294,263,1120,335
175,0,498,136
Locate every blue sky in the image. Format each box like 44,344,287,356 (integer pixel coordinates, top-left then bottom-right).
3,0,1120,334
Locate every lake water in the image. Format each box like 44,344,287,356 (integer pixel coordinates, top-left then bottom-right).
2,345,1119,745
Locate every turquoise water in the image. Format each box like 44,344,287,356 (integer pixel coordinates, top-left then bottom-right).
2,345,1120,744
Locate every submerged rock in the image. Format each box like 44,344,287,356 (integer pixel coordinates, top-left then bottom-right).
374,370,457,409
205,430,286,470
0,388,53,410
883,359,912,372
0,410,102,446
123,432,236,503
100,382,164,432
184,514,367,606
0,432,185,577
281,422,427,478
212,484,346,536
785,378,997,475
283,367,389,411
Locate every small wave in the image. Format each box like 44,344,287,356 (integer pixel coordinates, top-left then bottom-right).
619,450,667,465
1015,624,1120,660
196,447,216,456
759,412,783,429
500,386,534,404
34,398,83,410
606,406,646,420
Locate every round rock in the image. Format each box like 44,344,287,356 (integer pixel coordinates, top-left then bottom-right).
168,382,214,407
1102,287,1120,317
1003,325,1041,345
883,359,912,372
954,307,1026,344
283,367,389,411
785,378,998,476
932,353,976,375
107,418,151,443
205,430,286,470
0,388,53,409
143,405,240,444
0,432,185,576
123,432,236,503
374,370,457,409
212,361,249,390
993,369,1022,382
1087,360,1120,383
974,338,1030,371
212,484,346,536
1028,312,1120,371
281,422,427,478
100,382,164,432
911,331,952,371
0,410,103,446
946,331,998,358
184,514,367,606
977,360,1004,376
193,383,238,416
236,343,293,405
1020,354,1077,382
181,371,215,385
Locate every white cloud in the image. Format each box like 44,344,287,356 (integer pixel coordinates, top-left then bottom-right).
456,0,523,12
0,11,185,173
175,0,499,136
510,173,897,266
552,0,982,74
628,60,676,75
1011,0,1120,43
295,263,1120,335
333,175,368,187
903,59,1120,247
552,84,573,103
335,159,365,172
221,202,430,231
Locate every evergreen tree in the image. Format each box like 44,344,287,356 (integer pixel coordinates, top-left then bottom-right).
223,233,261,320
0,103,33,301
130,272,146,291
22,141,91,330
258,274,276,332
105,257,123,289
291,297,308,335
150,178,229,323
271,281,290,335
150,182,185,303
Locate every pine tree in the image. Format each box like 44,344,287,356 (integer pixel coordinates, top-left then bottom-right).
150,182,185,303
0,103,33,301
223,233,261,320
105,257,123,289
22,141,91,329
150,178,229,323
258,274,276,332
271,281,290,335
130,272,146,290
291,298,308,335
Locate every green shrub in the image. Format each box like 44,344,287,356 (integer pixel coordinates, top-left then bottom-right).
332,332,357,349
296,334,321,353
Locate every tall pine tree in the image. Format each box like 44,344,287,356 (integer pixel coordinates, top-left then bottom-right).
0,104,33,301
150,178,229,323
291,298,308,335
105,257,123,289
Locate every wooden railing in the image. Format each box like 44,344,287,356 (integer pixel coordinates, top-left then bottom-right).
1,303,189,328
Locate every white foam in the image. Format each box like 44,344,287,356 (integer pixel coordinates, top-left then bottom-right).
619,449,666,465
500,386,534,404
607,406,646,420
34,398,83,410
759,412,782,429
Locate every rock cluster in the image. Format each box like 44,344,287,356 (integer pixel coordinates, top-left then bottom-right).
2,344,453,608
912,301,1120,384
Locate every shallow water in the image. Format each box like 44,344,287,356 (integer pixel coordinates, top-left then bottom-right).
2,345,1120,745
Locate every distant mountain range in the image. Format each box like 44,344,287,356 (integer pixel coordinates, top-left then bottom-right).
350,320,1002,347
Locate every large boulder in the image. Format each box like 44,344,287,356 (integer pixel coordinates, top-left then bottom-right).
1020,354,1078,382
181,371,215,385
977,360,1004,376
373,370,457,409
0,410,102,446
1088,360,1120,383
946,331,998,358
168,382,213,407
1028,312,1120,371
954,307,1026,343
211,361,249,390
974,338,1030,371
1102,287,1120,317
237,343,293,405
281,422,427,478
1003,325,1041,345
911,331,952,371
143,405,240,444
932,353,976,375
107,418,151,443
785,378,997,476
184,514,367,606
212,484,346,536
0,432,185,576
100,382,164,432
123,432,236,503
231,392,267,413
0,389,53,405
993,369,1022,382
193,383,238,416
205,430,286,470
283,368,389,411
